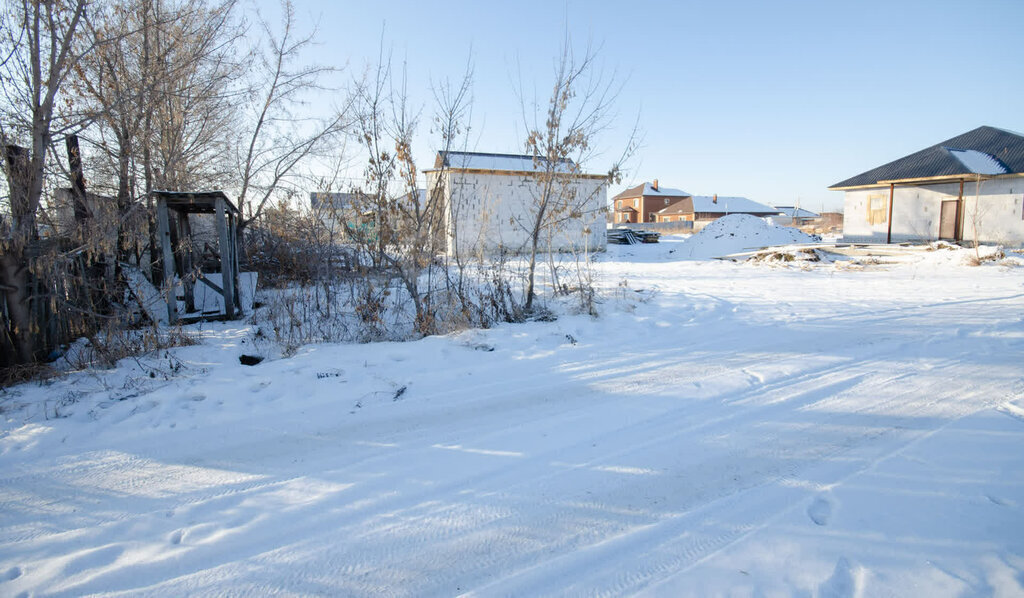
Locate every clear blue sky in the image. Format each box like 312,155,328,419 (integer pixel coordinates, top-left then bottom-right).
255,0,1024,212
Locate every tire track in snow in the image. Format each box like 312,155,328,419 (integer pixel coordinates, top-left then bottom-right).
451,357,1005,596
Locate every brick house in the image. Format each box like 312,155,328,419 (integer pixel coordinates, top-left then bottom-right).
611,180,691,224
654,194,779,230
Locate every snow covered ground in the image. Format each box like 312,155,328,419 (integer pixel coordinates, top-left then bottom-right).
2,236,1024,597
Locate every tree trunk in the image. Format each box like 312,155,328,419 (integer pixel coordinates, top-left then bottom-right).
524,203,546,312
115,134,133,263
2,145,37,365
66,135,89,225
0,248,34,366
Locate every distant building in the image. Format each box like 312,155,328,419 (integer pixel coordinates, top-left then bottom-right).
50,188,113,237
654,194,779,231
770,206,820,227
425,151,607,255
611,180,691,224
309,191,361,236
309,192,356,212
830,126,1024,245
818,212,844,232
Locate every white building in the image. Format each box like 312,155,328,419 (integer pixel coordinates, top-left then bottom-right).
769,206,819,228
831,126,1024,246
424,151,607,256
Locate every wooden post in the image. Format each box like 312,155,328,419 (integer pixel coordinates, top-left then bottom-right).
1,145,35,365
955,178,964,242
155,197,177,324
229,213,241,314
4,145,33,237
177,212,196,313
885,183,895,244
215,198,236,319
65,135,89,224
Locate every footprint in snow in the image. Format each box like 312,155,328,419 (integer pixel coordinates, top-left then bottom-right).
5,566,21,580
818,557,858,598
808,495,833,526
169,530,183,545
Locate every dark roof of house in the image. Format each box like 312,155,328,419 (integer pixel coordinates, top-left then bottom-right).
657,201,690,215
612,182,691,201
152,190,237,214
830,126,1024,189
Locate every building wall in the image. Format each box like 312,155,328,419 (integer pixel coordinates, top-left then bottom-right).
612,196,640,223
640,195,686,223
841,178,1024,245
431,170,607,256
611,194,687,223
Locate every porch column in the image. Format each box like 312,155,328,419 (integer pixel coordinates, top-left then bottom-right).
215,198,236,319
155,197,178,324
885,183,895,244
955,178,964,242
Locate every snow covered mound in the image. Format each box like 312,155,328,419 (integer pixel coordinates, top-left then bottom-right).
678,214,818,259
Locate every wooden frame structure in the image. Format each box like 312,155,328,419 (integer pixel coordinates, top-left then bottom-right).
153,190,242,323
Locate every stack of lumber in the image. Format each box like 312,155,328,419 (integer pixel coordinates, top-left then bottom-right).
607,229,660,245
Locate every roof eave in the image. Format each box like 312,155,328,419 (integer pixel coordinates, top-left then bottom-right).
830,171,1024,190
424,167,608,180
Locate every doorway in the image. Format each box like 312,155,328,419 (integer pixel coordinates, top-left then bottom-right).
939,200,958,240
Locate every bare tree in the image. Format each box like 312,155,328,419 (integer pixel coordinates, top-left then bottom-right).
144,0,243,192
73,0,158,264
234,0,349,241
517,40,636,312
345,42,476,336
0,0,90,364
349,50,429,332
0,0,89,240
430,62,475,317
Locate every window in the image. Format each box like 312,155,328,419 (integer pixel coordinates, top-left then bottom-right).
868,194,887,225
633,198,638,208
648,212,655,221
664,198,669,205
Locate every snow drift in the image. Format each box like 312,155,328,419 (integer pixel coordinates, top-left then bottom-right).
678,213,818,259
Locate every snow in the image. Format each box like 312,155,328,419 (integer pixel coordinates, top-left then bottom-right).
690,195,778,214
773,206,819,218
439,152,576,173
641,183,690,196
676,213,819,258
948,148,1010,175
2,238,1024,596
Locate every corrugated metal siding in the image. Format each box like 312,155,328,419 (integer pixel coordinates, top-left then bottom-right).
830,126,1024,188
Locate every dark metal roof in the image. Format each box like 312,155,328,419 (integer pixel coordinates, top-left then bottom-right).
152,190,237,214
657,200,692,215
829,126,1024,189
612,183,645,201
